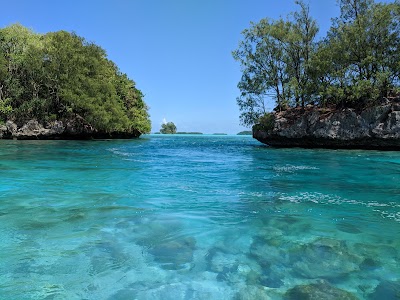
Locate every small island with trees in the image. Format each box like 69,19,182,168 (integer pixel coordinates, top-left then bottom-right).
234,0,400,149
237,131,252,135
157,122,203,134
159,122,177,134
0,24,150,139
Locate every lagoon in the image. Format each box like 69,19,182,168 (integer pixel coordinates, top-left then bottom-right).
0,135,399,299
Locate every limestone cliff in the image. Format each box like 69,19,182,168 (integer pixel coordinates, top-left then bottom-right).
253,103,400,149
0,118,141,140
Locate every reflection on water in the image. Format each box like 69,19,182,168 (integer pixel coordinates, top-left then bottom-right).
0,136,399,299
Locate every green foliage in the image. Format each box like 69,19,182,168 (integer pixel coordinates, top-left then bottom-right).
257,113,275,131
160,122,177,134
0,98,12,121
233,1,318,126
0,24,151,134
316,0,400,106
234,0,400,126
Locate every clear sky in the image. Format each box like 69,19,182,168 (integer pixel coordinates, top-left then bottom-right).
1,0,344,134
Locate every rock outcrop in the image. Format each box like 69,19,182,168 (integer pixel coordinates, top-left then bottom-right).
253,103,400,149
0,118,141,140
284,281,359,300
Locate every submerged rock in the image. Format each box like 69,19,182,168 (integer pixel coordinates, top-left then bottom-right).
109,288,135,300
259,275,284,288
235,285,271,300
134,281,235,300
368,280,400,300
149,236,196,270
336,221,362,234
249,235,288,269
253,103,400,149
284,282,359,300
208,251,238,273
359,257,381,271
290,238,360,279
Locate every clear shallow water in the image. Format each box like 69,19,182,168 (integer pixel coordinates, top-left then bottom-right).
0,135,399,299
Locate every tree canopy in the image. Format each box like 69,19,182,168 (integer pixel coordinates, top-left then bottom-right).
233,0,400,127
0,24,151,134
160,122,177,134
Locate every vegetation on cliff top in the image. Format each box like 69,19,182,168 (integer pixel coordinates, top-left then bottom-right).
0,24,151,134
233,0,400,127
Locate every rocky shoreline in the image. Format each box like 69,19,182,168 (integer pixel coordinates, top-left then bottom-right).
0,118,141,140
253,103,400,150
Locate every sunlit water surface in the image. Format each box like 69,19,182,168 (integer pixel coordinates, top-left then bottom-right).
0,135,399,299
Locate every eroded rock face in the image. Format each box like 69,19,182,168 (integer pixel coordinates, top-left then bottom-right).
0,118,141,140
14,120,51,139
253,103,400,149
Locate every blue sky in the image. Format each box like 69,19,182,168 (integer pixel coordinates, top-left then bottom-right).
1,0,344,133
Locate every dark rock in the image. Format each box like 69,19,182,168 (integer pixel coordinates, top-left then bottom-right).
336,222,362,234
290,238,360,279
0,124,7,138
48,120,65,135
368,280,400,300
64,115,95,137
360,258,381,271
6,120,17,134
14,120,50,139
284,282,359,300
253,104,400,149
0,118,141,140
259,275,284,288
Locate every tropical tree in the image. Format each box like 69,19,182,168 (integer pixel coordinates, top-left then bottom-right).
234,0,400,127
316,0,400,106
160,122,177,134
0,24,151,134
233,1,318,126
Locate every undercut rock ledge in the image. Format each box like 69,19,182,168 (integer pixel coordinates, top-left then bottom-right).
0,118,141,140
253,103,400,150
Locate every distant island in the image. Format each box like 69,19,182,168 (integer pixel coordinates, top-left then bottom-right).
160,122,177,134
234,0,400,149
0,24,150,140
237,131,252,135
154,132,203,135
176,132,203,135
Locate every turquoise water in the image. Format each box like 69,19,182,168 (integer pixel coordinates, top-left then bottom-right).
0,135,399,299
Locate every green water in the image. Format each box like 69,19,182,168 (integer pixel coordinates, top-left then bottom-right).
0,135,399,299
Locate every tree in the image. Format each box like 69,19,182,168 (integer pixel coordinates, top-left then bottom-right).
315,0,400,106
233,1,318,126
0,24,151,134
234,0,400,127
160,122,177,134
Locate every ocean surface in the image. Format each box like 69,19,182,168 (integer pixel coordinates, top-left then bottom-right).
0,135,399,299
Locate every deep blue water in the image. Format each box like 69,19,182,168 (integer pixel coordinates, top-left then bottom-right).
0,135,399,299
